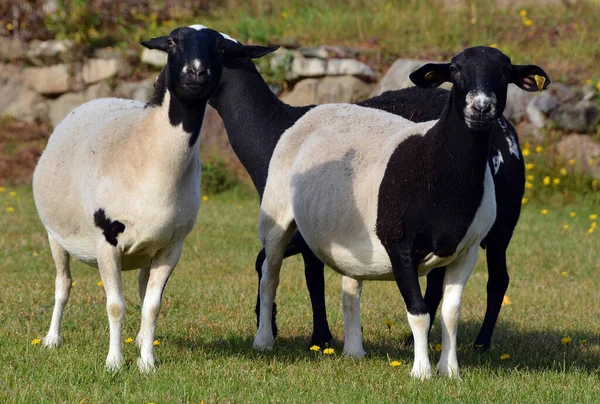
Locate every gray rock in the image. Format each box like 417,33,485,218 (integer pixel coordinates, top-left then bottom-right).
369,58,451,96
298,47,330,59
556,134,600,178
0,37,28,60
84,81,112,100
281,76,373,106
525,92,560,128
114,79,155,102
286,53,376,82
24,64,72,95
325,58,376,81
26,39,71,65
82,58,123,84
141,48,167,67
287,54,327,80
550,100,600,133
0,64,47,123
504,84,536,123
49,92,86,128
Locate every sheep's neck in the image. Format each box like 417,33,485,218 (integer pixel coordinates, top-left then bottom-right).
209,59,312,197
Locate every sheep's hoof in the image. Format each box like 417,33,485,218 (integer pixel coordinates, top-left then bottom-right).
436,363,461,379
252,334,274,351
105,355,124,372
42,335,62,348
137,358,156,374
410,364,432,380
342,347,366,359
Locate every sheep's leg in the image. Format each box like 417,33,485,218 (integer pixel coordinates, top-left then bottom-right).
136,243,182,373
385,242,431,379
97,240,125,371
473,244,509,351
404,267,445,346
253,215,296,351
138,267,150,309
43,233,72,348
342,276,365,358
437,246,478,378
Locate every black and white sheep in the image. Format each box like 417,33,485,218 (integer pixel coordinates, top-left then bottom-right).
207,29,527,352
32,26,271,372
252,47,549,378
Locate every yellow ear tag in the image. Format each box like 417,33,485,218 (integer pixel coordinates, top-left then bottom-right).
534,75,546,92
424,71,435,80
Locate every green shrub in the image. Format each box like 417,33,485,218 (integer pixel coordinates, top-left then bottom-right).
201,157,239,195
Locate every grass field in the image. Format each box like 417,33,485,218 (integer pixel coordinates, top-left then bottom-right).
1,185,600,402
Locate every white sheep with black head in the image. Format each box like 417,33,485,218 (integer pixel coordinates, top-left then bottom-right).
33,26,273,373
254,46,549,378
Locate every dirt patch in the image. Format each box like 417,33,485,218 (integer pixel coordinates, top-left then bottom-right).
0,121,50,186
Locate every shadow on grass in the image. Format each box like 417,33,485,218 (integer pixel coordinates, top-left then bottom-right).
167,319,600,373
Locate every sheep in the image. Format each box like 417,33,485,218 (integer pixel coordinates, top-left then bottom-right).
206,28,526,352
253,46,549,378
32,26,274,372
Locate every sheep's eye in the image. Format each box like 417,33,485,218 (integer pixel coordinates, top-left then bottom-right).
450,65,459,74
167,38,176,48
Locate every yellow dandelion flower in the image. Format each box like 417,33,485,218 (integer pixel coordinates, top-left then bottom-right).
559,168,567,176
0,186,5,192
501,295,512,306
526,175,535,181
525,182,533,189
552,178,560,185
202,195,208,202
6,207,14,213
561,271,568,276
434,343,442,352
561,336,572,344
592,222,597,228
524,19,533,27
522,148,531,157
526,163,534,170
588,159,596,166
310,345,320,351
323,347,334,355
153,340,160,346
6,23,13,31
597,81,600,92
568,159,576,166
588,227,595,234
97,281,103,287
541,209,548,215
585,78,593,85
592,180,598,188
281,11,289,19
570,212,576,218
580,339,588,345
500,353,510,360
489,43,497,48
521,197,528,205
9,191,16,197
535,146,543,153
31,338,41,345
519,10,527,17
390,360,402,367
543,176,551,185
71,281,75,287
125,338,134,343
589,214,598,220
385,319,393,329
563,224,569,230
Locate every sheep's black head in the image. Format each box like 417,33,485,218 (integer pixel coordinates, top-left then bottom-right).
142,26,277,103
409,46,550,130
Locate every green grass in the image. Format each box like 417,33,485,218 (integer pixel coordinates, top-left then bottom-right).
1,185,600,402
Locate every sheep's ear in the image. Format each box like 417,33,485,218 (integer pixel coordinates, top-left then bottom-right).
141,36,170,52
510,64,551,92
225,43,279,61
409,63,451,88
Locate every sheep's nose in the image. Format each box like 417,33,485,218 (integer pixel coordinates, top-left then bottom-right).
187,66,207,78
473,98,492,115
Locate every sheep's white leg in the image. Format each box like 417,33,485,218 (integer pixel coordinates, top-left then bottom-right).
136,243,182,373
43,233,72,348
342,276,365,358
138,267,150,308
253,214,296,351
97,240,124,371
437,246,478,378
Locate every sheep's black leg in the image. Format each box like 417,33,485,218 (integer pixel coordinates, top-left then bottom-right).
386,242,432,378
473,244,509,351
301,245,333,347
404,267,445,346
